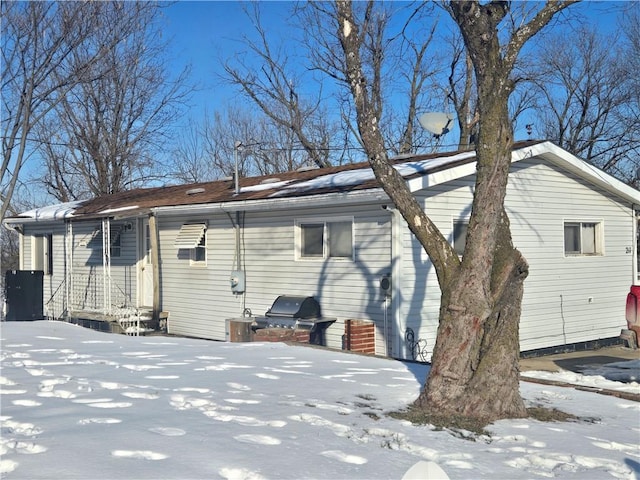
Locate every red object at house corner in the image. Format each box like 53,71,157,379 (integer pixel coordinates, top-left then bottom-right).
625,286,640,339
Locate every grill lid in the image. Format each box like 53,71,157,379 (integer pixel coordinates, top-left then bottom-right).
266,295,321,319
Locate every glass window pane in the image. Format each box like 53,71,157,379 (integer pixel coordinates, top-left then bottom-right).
564,223,581,253
581,223,596,254
301,224,324,257
453,222,468,256
193,230,206,263
329,221,352,258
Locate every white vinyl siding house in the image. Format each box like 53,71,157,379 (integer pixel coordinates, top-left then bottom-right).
158,205,392,354
394,157,635,357
508,159,633,351
6,141,638,360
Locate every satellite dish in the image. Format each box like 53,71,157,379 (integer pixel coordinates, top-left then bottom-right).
419,112,454,138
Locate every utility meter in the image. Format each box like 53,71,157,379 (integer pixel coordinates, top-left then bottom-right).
230,270,245,294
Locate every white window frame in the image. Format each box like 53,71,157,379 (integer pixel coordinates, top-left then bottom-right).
563,220,604,256
173,222,208,267
295,216,354,261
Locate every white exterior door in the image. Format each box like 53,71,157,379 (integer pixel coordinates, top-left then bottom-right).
140,219,154,307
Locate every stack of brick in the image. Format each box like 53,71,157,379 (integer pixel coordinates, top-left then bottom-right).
343,319,376,355
253,328,311,344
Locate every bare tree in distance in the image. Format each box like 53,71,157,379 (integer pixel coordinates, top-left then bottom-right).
298,1,443,156
195,105,319,181
35,1,191,201
335,0,576,424
1,1,108,219
527,22,639,186
222,3,338,169
171,118,216,184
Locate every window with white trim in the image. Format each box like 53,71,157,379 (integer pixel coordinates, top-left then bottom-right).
174,223,207,266
564,221,603,256
296,218,353,260
453,220,469,256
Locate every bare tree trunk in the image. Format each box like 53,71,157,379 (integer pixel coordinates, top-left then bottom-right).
411,0,574,423
335,0,574,423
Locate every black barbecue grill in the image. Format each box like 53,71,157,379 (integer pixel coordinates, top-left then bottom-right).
254,295,336,346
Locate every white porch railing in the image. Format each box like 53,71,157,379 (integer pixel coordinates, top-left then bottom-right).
45,272,135,320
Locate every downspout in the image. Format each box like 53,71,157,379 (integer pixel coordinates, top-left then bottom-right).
102,218,112,315
148,214,161,321
388,205,403,359
65,221,73,318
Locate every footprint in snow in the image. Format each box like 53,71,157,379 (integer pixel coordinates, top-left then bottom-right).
0,389,27,395
590,438,640,454
320,450,367,465
219,466,266,480
148,427,186,436
121,364,163,371
72,398,113,404
12,399,41,407
173,387,210,393
234,434,281,445
227,382,251,391
121,391,159,400
37,390,76,399
1,419,43,436
111,450,168,460
78,418,122,425
86,402,132,409
3,440,48,454
0,459,19,475
98,381,127,390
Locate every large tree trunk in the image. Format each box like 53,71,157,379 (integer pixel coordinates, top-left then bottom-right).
415,212,529,421
335,0,573,424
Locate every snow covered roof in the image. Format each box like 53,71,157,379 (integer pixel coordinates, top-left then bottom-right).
10,200,85,222
5,140,639,224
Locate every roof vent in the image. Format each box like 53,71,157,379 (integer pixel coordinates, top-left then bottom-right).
296,165,317,172
186,187,205,195
260,178,281,185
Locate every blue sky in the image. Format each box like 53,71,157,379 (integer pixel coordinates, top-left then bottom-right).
160,1,625,140
163,1,295,124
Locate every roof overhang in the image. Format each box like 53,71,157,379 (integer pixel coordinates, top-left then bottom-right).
151,188,387,217
523,141,640,205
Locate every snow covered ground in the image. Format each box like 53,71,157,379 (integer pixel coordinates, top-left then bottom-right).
1,321,639,480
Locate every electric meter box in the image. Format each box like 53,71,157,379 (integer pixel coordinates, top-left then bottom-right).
230,270,245,294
